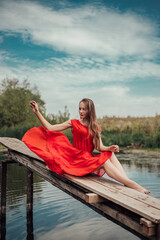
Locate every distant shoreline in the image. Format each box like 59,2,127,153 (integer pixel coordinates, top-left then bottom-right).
0,143,160,156
121,148,160,156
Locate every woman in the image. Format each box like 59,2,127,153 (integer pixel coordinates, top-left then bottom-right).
22,98,150,194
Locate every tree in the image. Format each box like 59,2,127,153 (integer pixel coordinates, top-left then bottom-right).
0,78,46,127
47,105,70,124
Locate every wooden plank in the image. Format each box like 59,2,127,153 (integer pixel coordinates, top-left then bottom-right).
9,150,149,238
141,225,156,237
1,137,160,224
85,193,105,203
94,202,143,237
140,218,156,228
65,174,160,223
4,144,160,224
0,137,43,162
88,175,160,210
0,138,159,206
140,218,156,237
9,151,88,202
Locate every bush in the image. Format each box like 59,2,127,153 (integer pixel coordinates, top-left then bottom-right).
0,124,39,140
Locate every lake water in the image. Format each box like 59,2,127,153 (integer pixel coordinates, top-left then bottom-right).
0,150,160,240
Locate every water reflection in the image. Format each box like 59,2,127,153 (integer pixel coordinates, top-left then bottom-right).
0,160,35,240
0,155,44,205
26,169,34,240
0,150,160,240
117,151,160,176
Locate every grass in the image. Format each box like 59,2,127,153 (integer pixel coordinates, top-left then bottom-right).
0,115,160,151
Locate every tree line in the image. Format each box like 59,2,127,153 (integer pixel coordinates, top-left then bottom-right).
0,78,159,150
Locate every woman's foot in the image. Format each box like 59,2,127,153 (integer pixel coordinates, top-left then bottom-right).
127,184,150,194
124,180,150,194
140,188,150,194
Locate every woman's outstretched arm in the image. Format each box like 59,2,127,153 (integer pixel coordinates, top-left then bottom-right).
30,100,72,131
98,136,119,153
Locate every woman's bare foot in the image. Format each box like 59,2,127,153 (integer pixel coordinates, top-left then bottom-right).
130,185,150,194
141,188,150,194
124,182,150,194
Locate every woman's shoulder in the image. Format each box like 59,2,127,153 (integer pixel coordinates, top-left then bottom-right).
71,119,79,125
71,119,84,129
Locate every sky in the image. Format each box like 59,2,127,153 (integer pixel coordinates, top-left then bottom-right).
0,0,160,119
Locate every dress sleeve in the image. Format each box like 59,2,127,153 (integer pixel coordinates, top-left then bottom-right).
71,119,76,132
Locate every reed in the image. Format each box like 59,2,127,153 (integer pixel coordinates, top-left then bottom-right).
0,124,39,140
99,115,160,149
0,115,159,149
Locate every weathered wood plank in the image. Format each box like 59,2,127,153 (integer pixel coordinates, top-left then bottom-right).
85,193,105,203
1,138,159,208
9,151,88,202
142,225,156,237
0,137,43,162
140,218,156,228
65,174,160,223
9,150,149,239
1,137,160,238
94,202,143,236
88,175,160,210
140,218,156,237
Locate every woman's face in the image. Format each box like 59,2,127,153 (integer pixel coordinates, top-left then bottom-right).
79,101,88,120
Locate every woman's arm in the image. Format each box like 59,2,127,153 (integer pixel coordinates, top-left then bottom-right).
99,136,119,152
30,100,72,131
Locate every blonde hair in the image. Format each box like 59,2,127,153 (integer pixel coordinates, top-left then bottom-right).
80,98,100,150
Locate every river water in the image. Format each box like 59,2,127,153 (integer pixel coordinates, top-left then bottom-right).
0,150,160,240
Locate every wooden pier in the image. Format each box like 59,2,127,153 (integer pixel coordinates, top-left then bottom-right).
0,137,160,240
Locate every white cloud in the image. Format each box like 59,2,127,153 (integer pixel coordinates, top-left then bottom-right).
0,55,160,117
0,1,160,118
0,0,159,60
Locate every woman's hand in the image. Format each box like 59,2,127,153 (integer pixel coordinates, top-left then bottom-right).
99,137,119,152
30,100,72,131
30,100,39,113
108,145,119,152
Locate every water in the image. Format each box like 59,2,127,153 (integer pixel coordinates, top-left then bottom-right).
0,150,160,240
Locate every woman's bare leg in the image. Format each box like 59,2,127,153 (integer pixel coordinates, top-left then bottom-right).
103,160,150,194
110,153,128,178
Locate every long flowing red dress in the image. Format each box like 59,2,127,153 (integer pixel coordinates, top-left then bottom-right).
22,119,112,176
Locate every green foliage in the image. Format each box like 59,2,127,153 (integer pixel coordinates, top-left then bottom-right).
0,78,45,127
63,128,73,144
99,115,160,149
0,78,159,150
46,106,70,124
0,124,39,139
0,78,71,140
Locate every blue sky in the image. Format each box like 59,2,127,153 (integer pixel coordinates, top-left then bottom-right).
0,0,160,118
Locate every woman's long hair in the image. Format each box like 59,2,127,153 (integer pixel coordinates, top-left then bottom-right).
80,98,100,150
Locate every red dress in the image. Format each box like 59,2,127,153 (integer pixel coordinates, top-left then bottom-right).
22,119,112,176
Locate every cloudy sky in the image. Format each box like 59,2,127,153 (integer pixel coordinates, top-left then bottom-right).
0,0,160,118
